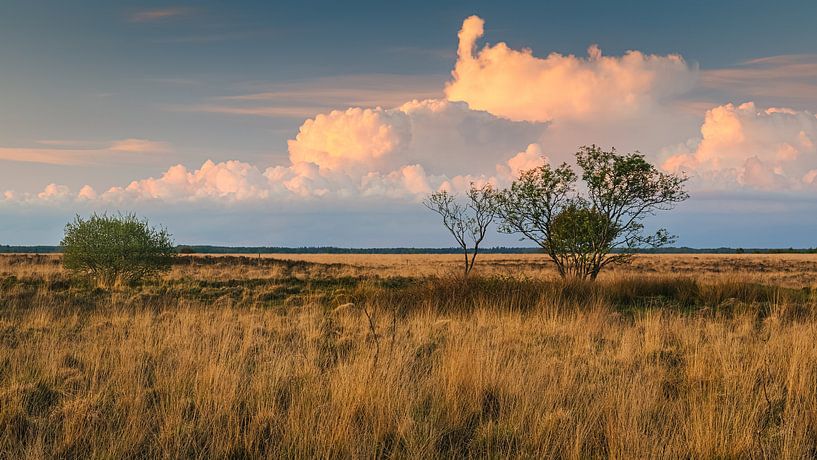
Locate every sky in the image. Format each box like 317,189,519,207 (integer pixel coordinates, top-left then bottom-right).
1,0,817,247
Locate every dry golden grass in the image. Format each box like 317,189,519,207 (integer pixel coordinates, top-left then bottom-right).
182,252,817,287
1,254,816,458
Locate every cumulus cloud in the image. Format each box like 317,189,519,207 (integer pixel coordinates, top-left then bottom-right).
37,184,72,202
43,134,551,206
77,185,98,201
287,98,544,176
91,145,552,205
444,15,697,123
496,143,548,179
105,160,274,203
288,107,410,171
5,16,702,207
661,102,817,189
8,14,815,215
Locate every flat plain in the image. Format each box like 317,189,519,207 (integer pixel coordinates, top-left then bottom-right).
1,253,816,458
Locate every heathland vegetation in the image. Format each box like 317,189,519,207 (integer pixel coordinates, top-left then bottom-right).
0,254,816,458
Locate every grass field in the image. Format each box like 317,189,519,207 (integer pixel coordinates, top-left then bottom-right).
1,253,816,458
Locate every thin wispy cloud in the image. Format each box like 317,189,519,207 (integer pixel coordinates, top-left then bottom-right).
34,139,103,148
144,77,201,86
386,46,455,61
172,105,334,119
0,139,173,165
0,148,95,166
128,7,194,23
702,54,817,106
109,138,172,154
172,74,445,120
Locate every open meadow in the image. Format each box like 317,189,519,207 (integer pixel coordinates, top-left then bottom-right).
1,253,816,458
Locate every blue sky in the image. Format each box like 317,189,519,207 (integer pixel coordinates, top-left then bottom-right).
1,1,817,247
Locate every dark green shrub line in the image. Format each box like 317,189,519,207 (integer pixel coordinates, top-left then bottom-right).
1,273,814,319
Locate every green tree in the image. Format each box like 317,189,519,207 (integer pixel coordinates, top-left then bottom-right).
548,201,616,279
496,145,688,279
424,183,497,276
61,213,176,287
494,162,577,278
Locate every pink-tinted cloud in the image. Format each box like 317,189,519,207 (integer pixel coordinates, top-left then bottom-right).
77,185,98,201
109,138,172,154
286,98,545,175
0,147,96,165
288,107,409,171
174,104,332,119
444,15,697,123
701,54,817,107
662,102,817,190
173,74,444,120
496,144,548,179
0,139,172,165
11,14,817,209
129,7,194,23
105,160,273,203
37,183,72,202
87,140,553,205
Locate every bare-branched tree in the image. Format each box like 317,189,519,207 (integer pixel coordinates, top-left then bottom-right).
424,183,497,276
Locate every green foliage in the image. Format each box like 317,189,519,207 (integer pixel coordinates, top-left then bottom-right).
548,202,616,278
61,213,176,286
496,145,689,279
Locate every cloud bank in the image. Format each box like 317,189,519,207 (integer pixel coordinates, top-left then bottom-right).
3,14,816,238
4,97,547,205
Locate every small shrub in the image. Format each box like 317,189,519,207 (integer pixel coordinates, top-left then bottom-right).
61,213,176,287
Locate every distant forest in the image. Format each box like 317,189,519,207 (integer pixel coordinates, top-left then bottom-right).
2,245,816,255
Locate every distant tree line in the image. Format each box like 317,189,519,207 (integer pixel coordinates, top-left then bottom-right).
3,245,817,256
